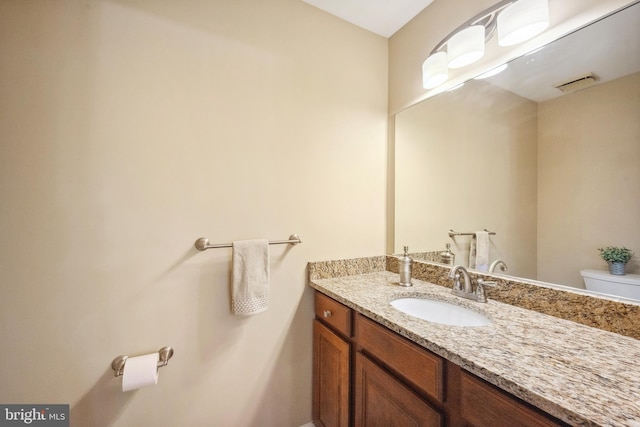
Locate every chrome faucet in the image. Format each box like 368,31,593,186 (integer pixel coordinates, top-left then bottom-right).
489,259,508,273
449,265,472,293
448,265,496,303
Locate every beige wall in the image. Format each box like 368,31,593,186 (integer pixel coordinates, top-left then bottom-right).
0,1,387,426
538,72,640,287
395,81,538,277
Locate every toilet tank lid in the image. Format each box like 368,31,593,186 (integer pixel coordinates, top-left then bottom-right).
580,269,640,286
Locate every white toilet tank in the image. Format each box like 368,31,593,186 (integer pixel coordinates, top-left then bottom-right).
580,269,640,300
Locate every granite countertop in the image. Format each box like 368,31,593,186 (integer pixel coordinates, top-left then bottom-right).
310,271,640,427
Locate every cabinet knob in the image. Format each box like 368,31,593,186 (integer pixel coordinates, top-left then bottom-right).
323,310,332,318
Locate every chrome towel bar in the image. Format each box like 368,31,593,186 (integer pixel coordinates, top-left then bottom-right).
111,346,174,377
448,229,496,238
194,234,302,251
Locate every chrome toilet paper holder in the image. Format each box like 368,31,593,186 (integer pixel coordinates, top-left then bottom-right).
111,346,174,377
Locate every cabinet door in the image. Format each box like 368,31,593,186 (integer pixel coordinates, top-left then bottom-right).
460,371,567,427
354,352,442,427
313,320,350,427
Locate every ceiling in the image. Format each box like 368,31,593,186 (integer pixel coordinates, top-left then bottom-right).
301,0,434,37
301,0,640,102
487,2,640,102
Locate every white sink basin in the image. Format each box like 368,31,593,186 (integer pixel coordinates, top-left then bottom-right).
390,297,491,327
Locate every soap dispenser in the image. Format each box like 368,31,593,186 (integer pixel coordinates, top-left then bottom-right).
440,243,455,265
398,246,413,287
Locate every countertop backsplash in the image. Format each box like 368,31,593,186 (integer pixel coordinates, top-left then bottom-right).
309,255,640,340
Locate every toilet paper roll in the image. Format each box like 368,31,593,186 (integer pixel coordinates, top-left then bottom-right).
122,353,159,392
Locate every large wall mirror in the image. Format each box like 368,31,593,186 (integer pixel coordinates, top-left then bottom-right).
394,1,640,290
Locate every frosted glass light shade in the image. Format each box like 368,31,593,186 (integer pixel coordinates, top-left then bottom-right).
447,25,485,69
422,52,448,89
498,0,549,46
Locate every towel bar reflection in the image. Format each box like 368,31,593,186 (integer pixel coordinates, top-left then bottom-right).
111,346,174,377
448,229,496,238
194,234,302,251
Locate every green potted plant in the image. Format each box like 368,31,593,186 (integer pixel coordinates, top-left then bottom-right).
598,246,634,275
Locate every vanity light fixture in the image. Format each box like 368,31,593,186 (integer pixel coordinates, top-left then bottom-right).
422,0,549,89
422,51,448,89
447,25,486,69
498,0,550,46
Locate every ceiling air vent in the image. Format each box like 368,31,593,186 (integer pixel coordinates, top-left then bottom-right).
554,73,598,94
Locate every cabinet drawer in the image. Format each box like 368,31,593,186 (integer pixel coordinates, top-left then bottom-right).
355,314,444,403
460,371,566,427
315,292,352,337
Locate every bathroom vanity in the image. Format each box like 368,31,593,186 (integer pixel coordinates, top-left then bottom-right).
314,292,566,426
309,257,640,427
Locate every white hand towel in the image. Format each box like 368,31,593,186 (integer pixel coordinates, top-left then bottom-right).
232,239,269,315
469,238,477,269
471,231,490,271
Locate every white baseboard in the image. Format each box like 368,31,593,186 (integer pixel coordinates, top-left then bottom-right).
299,423,315,427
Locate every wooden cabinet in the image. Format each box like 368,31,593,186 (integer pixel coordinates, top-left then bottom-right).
313,291,568,427
313,320,350,427
354,352,442,427
356,314,444,403
313,293,352,427
315,292,352,337
459,370,564,427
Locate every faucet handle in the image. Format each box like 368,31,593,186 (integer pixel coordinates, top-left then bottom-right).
476,278,497,288
474,279,497,303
